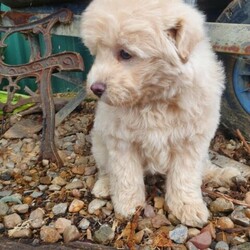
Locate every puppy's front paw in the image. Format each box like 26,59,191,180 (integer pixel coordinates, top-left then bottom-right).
113,197,145,218
169,200,209,228
92,177,110,198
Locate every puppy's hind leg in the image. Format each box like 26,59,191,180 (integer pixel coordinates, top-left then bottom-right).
203,159,241,187
91,131,110,198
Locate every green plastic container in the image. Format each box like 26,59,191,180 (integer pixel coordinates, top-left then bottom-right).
0,90,33,114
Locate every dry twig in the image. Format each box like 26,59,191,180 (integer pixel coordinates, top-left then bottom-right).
202,187,250,208
236,129,250,154
127,206,143,250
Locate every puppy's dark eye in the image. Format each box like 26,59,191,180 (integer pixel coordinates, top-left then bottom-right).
119,49,132,60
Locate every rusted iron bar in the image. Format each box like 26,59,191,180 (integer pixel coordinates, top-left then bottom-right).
206,22,250,55
0,9,73,56
0,9,84,167
39,68,62,166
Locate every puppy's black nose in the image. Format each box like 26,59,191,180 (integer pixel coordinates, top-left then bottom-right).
90,82,106,97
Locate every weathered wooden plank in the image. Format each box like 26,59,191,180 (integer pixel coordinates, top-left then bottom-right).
0,239,116,250
210,150,250,177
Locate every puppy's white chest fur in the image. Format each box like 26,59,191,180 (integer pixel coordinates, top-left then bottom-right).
94,101,187,174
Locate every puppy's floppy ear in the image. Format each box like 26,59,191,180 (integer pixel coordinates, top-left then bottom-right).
168,18,203,63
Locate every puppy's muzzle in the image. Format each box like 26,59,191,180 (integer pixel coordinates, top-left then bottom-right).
90,82,106,97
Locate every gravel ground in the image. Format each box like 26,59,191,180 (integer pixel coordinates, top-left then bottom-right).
0,101,250,250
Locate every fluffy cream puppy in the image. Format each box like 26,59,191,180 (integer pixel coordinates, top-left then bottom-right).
81,0,240,227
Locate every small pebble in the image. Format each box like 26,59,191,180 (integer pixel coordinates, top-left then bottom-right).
215,241,229,250
169,225,188,244
94,224,115,244
55,218,71,234
51,176,67,186
68,199,84,213
29,208,45,229
0,202,9,216
6,161,15,169
151,214,171,228
23,196,33,205
188,228,200,239
63,225,81,243
47,171,58,179
65,180,84,190
189,231,212,249
217,217,234,230
75,156,88,165
144,204,156,218
102,207,112,216
79,218,90,230
39,176,51,185
23,176,32,182
63,135,76,142
0,190,12,197
231,206,250,227
201,223,216,239
12,204,29,214
210,198,234,214
186,241,198,250
38,185,48,191
245,208,250,218
40,226,61,243
84,166,97,176
244,192,250,205
31,191,43,198
42,159,49,166
137,218,153,231
88,199,106,214
0,172,12,181
49,184,61,191
106,202,113,211
71,165,85,175
8,228,32,238
86,176,95,189
3,213,22,229
154,196,165,209
72,189,81,198
52,203,68,216
168,213,181,226
135,230,144,244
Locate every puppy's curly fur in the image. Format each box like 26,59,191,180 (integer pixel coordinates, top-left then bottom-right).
81,0,240,227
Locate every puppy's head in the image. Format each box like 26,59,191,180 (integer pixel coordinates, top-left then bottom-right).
81,0,205,106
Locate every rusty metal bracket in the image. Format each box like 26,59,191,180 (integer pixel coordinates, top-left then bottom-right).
0,9,84,167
